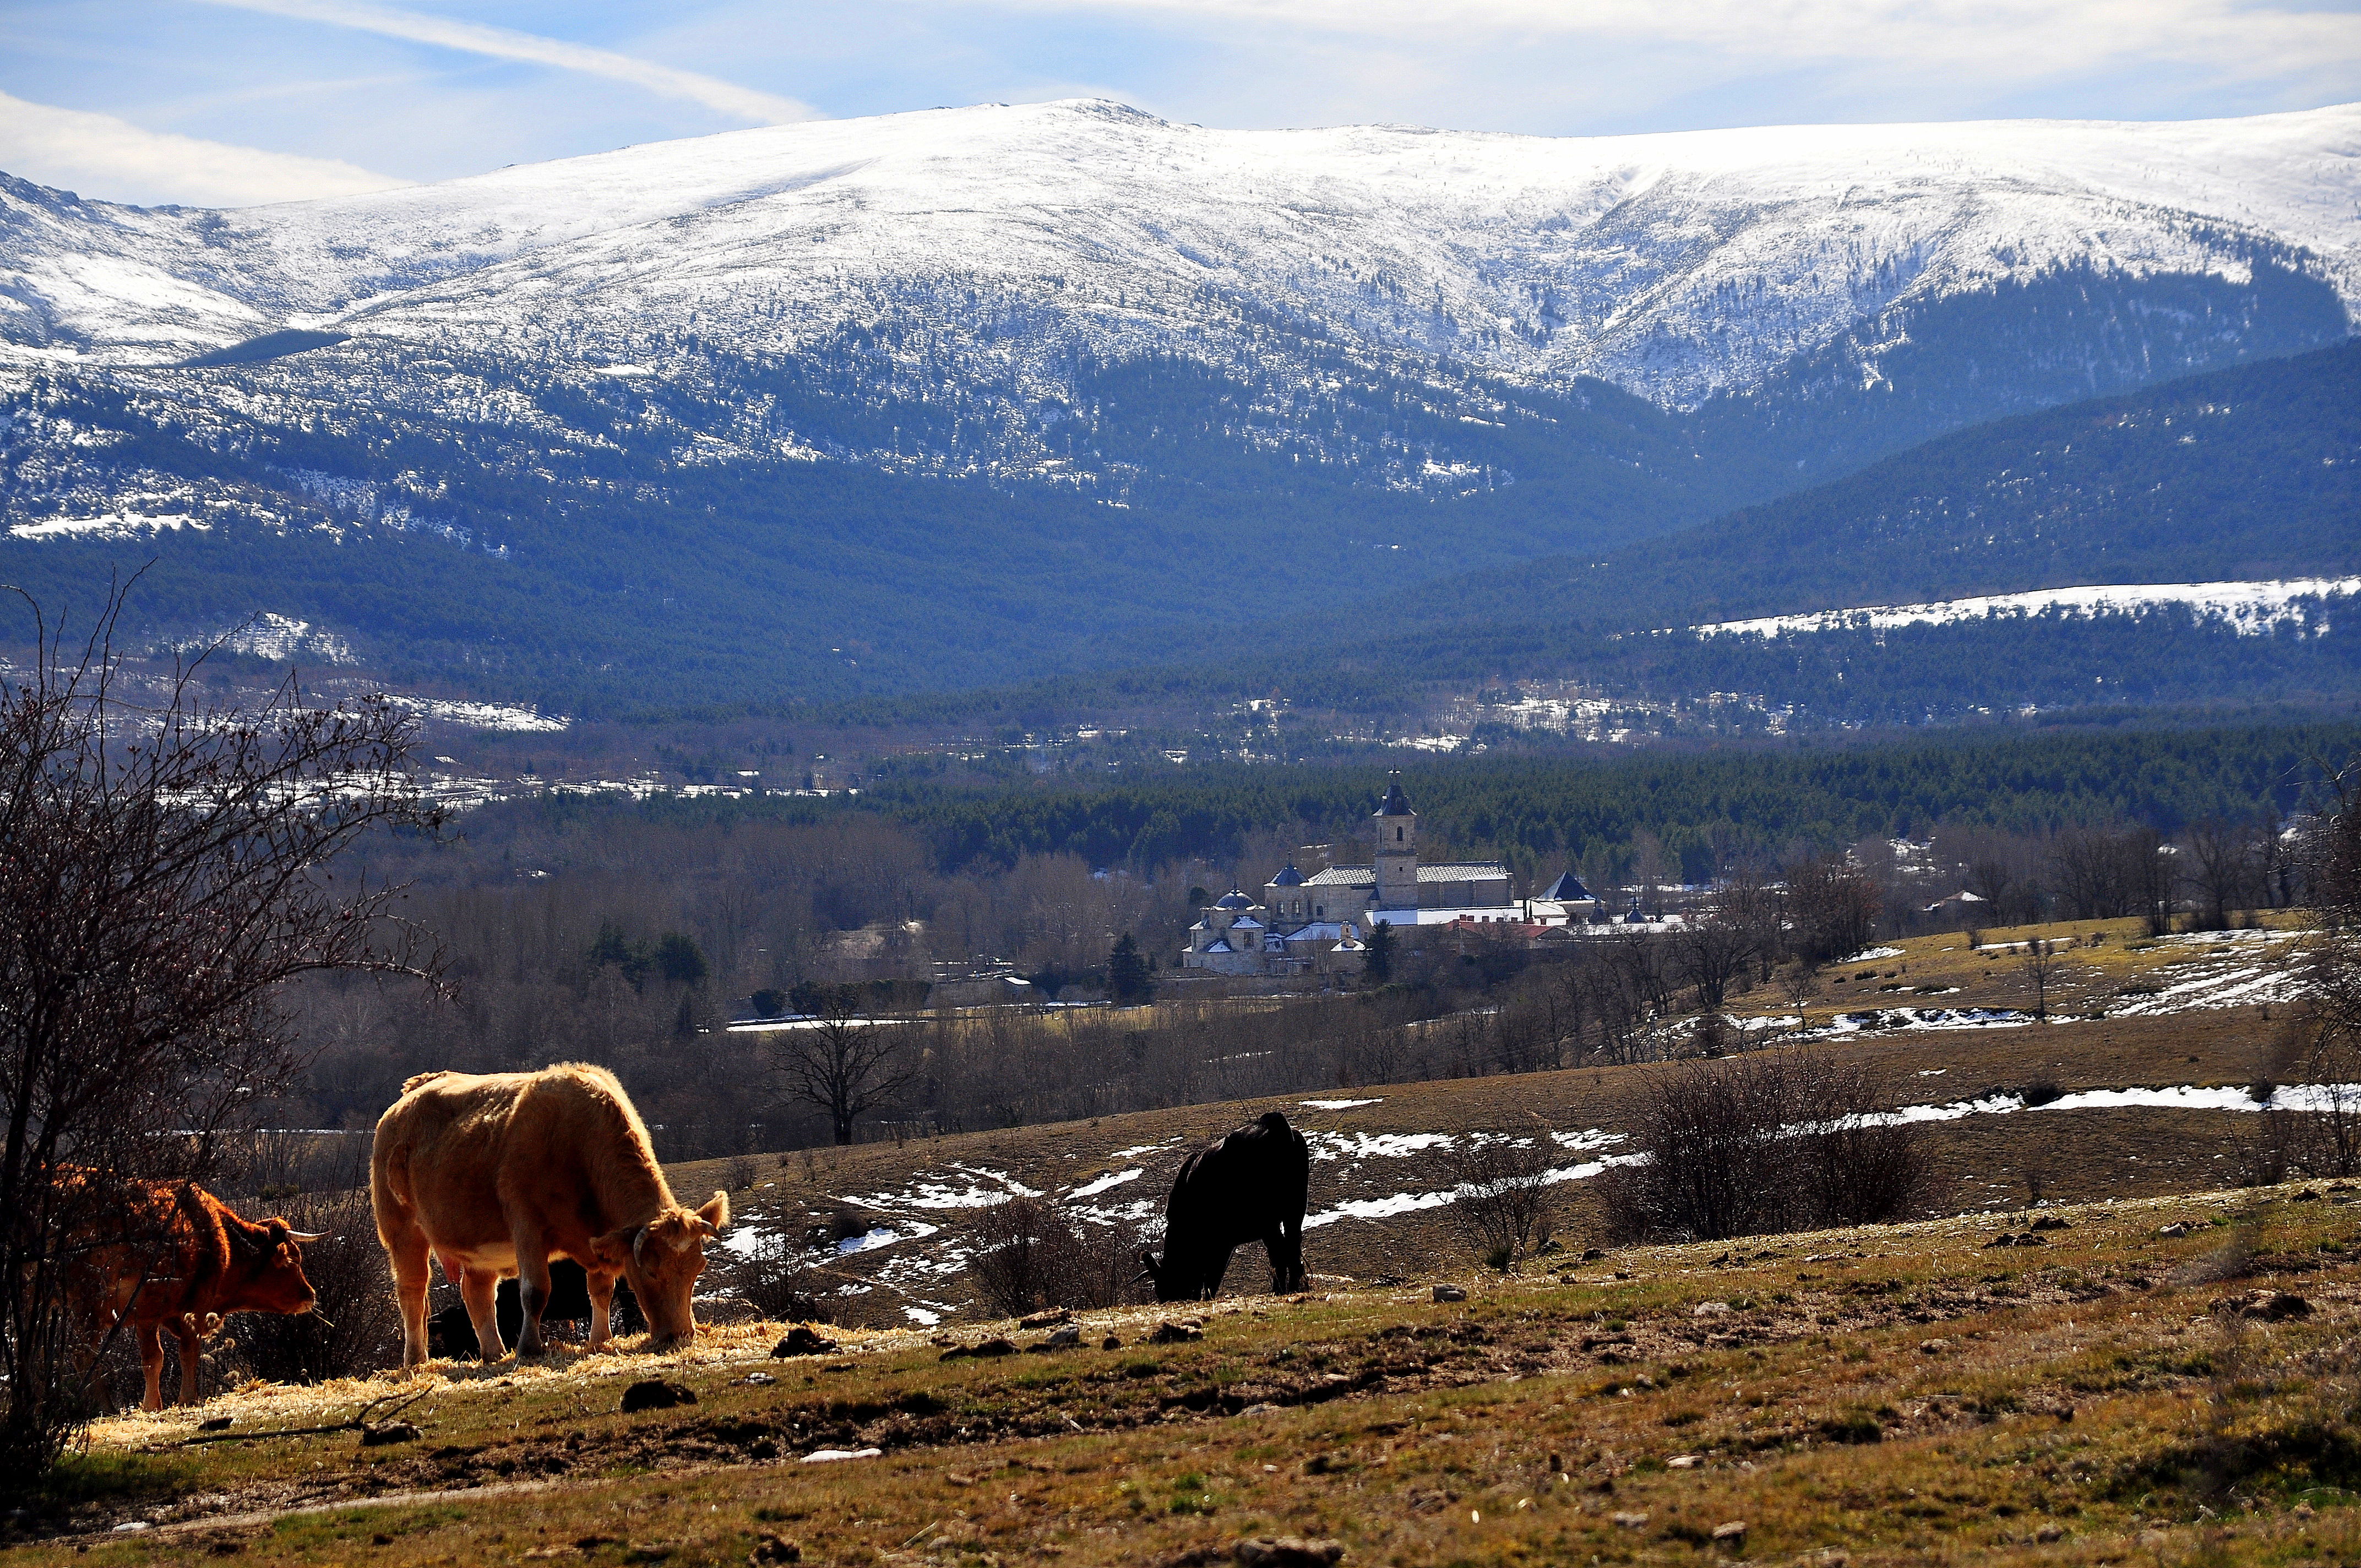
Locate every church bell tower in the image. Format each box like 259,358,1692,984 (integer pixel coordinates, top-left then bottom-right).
1373,772,1418,911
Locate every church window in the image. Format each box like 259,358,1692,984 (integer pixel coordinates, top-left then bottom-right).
1395,826,1403,842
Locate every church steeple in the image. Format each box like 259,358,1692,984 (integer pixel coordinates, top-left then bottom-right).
1373,771,1418,910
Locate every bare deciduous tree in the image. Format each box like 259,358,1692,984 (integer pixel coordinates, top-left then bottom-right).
2183,817,2260,932
0,590,439,1471
1785,854,1881,965
2020,938,2058,1021
765,984,918,1145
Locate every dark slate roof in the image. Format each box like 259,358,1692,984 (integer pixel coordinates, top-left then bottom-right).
1214,889,1254,910
1415,863,1510,883
1377,777,1415,816
1302,862,1508,887
1270,862,1304,887
1540,872,1594,901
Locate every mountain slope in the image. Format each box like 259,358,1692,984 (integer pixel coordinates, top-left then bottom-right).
1377,336,2361,645
1191,341,2361,729
2,100,2357,706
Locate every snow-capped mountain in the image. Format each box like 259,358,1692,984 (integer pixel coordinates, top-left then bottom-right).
1,99,2355,704
8,98,2357,401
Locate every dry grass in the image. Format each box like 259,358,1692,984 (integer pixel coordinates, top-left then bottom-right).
10,914,2335,1564
8,1178,2359,1566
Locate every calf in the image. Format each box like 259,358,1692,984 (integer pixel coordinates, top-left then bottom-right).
1141,1111,1310,1302
71,1179,323,1411
426,1261,645,1359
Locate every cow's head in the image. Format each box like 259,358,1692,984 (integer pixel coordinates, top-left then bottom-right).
594,1192,728,1349
1139,1249,1207,1304
229,1217,324,1316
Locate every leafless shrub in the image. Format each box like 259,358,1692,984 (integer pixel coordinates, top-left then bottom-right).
2230,1110,2308,1188
1596,1050,1927,1243
1445,1133,1557,1271
1789,1058,1931,1228
723,1155,760,1194
735,1233,833,1325
969,1197,1150,1317
225,1191,402,1385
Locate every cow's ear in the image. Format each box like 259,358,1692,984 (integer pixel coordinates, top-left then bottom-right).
590,1227,636,1269
265,1219,289,1247
696,1191,729,1235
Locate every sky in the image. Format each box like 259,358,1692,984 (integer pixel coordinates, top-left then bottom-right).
2,0,2358,207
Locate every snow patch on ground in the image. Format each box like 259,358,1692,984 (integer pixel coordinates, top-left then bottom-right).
1301,1098,1384,1110
1310,1131,1455,1162
1065,1168,1143,1201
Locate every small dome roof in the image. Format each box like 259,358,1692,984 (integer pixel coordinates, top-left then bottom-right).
1271,862,1304,887
1377,777,1415,816
1214,889,1254,910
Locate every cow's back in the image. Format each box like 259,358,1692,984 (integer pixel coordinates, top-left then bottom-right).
1167,1113,1310,1234
374,1064,665,1257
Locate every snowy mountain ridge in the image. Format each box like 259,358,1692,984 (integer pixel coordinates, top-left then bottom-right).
2,99,2357,707
6,97,2358,409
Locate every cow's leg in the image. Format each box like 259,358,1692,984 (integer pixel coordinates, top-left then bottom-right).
512,1238,555,1358
458,1266,506,1362
1201,1246,1237,1301
584,1270,622,1351
135,1321,165,1413
173,1317,204,1406
1265,1221,1305,1293
390,1238,435,1370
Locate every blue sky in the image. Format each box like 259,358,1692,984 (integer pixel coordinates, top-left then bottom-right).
4,0,2358,205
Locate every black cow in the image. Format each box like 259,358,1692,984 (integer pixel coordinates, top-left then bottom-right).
1141,1111,1310,1302
425,1259,644,1360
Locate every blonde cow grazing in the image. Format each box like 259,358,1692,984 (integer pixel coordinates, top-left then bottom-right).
373,1064,728,1368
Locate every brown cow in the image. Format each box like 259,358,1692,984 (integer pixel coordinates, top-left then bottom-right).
70,1178,323,1411
372,1063,728,1368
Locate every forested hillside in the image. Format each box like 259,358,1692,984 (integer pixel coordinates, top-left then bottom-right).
776,341,2360,733
460,721,2357,888
1347,336,2361,646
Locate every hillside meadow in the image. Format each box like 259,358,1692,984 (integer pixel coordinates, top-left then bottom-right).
2,906,2351,1563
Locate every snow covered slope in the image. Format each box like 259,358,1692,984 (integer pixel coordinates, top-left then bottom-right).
1691,579,2361,640
2,100,2356,706
5,98,2356,407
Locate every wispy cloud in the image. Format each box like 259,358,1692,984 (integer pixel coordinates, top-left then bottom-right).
0,88,407,206
964,0,2361,92
194,0,818,124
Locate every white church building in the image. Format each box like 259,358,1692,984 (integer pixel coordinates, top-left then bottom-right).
1181,776,1532,977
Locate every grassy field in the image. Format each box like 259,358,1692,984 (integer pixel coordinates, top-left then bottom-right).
5,915,2344,1565
10,1181,2358,1566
